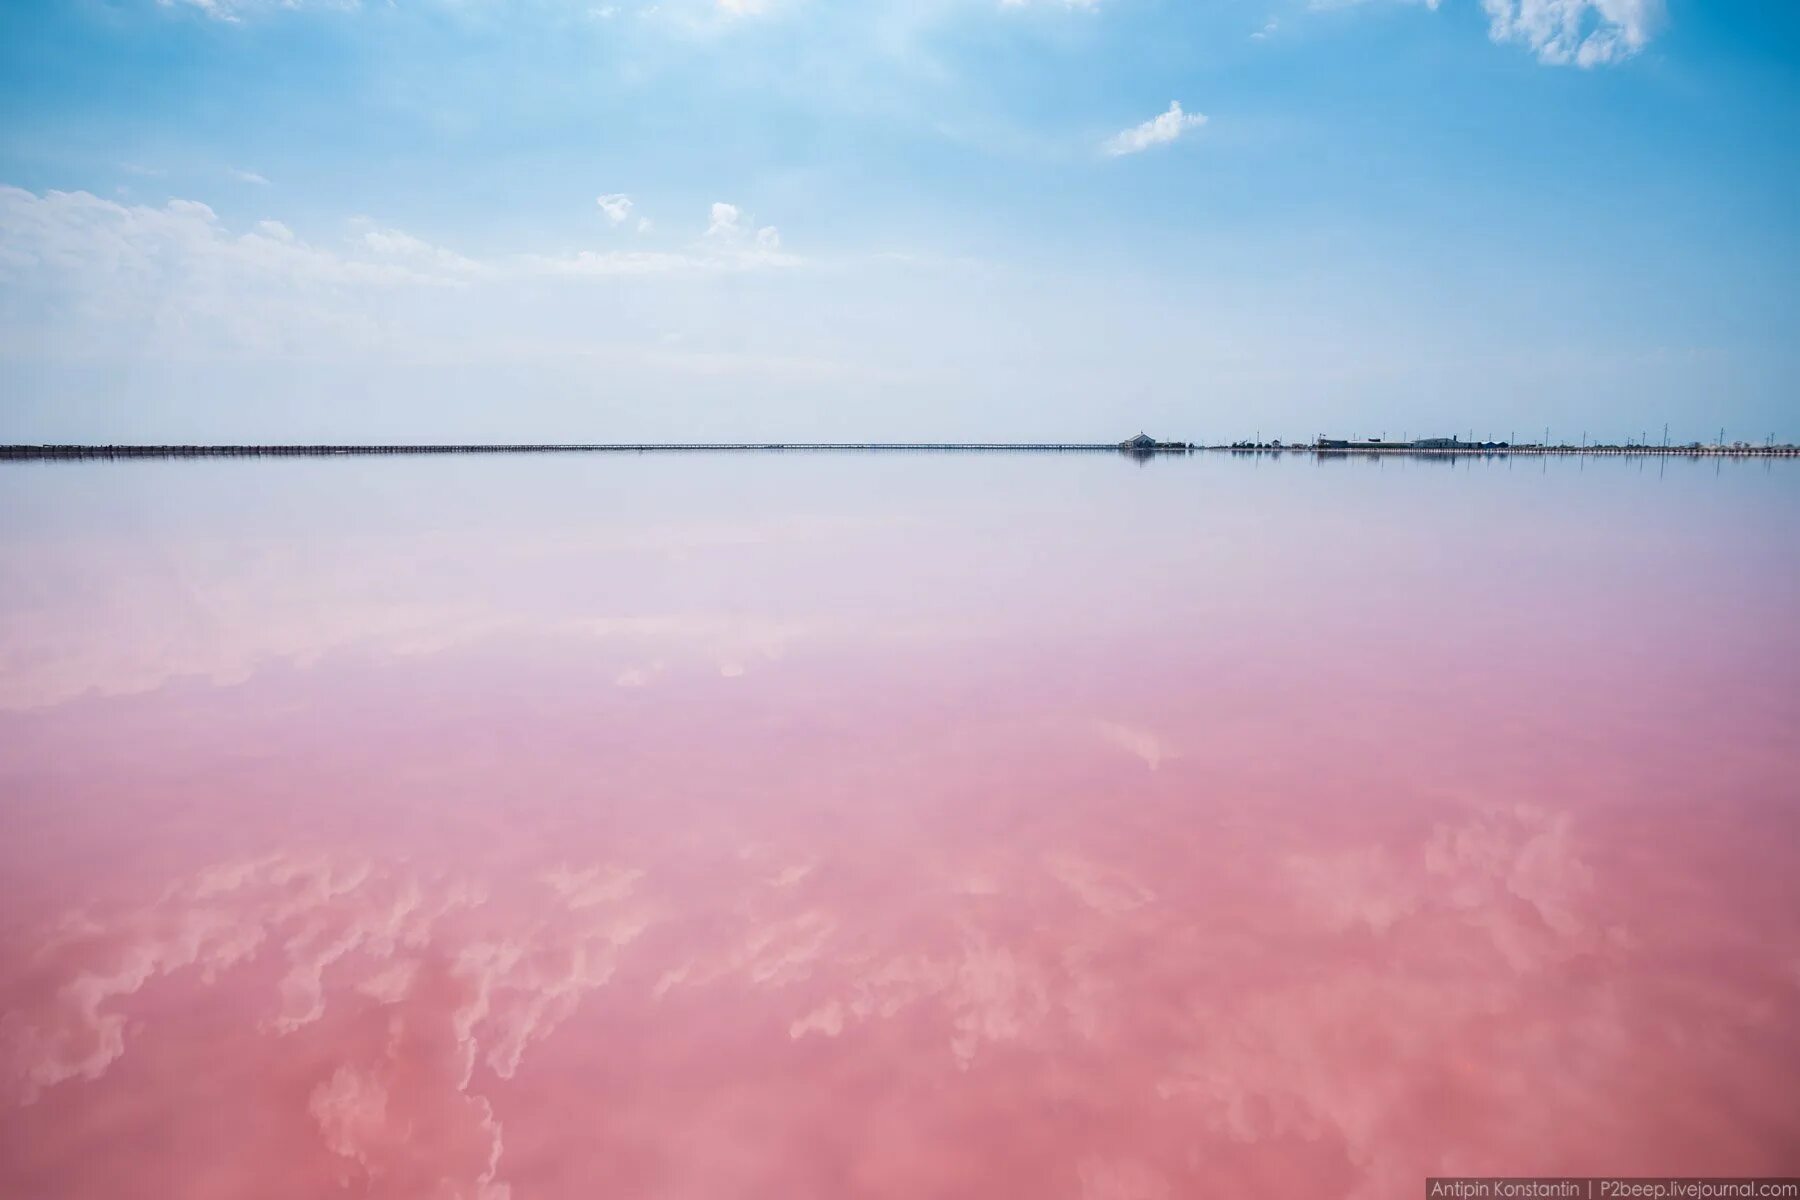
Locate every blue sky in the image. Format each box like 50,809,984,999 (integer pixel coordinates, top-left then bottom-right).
0,0,1794,442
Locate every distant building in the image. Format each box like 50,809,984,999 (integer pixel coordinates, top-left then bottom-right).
1121,432,1160,450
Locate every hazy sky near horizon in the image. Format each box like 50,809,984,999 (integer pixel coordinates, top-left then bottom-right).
0,0,1795,443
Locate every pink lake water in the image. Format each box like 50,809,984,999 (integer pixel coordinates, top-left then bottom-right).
1,450,1797,1199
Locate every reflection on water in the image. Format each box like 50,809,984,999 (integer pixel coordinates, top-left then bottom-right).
2,453,1798,1198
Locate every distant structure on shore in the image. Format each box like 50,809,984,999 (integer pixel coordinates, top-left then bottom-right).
1211,433,1796,456
1315,435,1484,451
1119,433,1190,452
1302,435,1797,455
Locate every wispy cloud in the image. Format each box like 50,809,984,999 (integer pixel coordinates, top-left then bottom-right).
1317,0,1658,66
705,201,742,238
1480,0,1662,66
355,218,483,276
0,185,801,366
1102,101,1207,157
596,193,634,225
135,0,1663,72
159,0,361,22
228,167,271,185
704,200,781,252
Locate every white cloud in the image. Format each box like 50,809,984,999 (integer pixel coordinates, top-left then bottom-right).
636,216,654,234
1251,17,1279,40
356,220,483,276
0,187,463,363
596,192,634,225
1481,0,1662,66
166,197,220,222
229,168,271,185
1317,0,1655,66
0,185,799,365
1102,101,1207,157
706,201,742,238
700,201,783,259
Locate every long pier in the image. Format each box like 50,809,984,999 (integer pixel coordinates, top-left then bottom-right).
0,442,1148,460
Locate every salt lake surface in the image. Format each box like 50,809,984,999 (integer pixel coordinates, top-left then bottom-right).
2,451,1797,1199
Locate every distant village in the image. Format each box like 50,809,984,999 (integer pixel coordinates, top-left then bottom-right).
1313,436,1480,450
1222,435,1474,451
1221,434,1798,455
1230,435,1551,451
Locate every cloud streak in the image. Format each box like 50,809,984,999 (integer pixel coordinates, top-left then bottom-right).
1102,101,1207,157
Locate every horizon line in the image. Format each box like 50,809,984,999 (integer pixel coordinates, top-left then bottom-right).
5,441,1797,461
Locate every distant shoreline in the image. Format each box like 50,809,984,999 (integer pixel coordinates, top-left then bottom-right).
2,443,1795,461
1262,445,1798,458
0,443,1145,460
